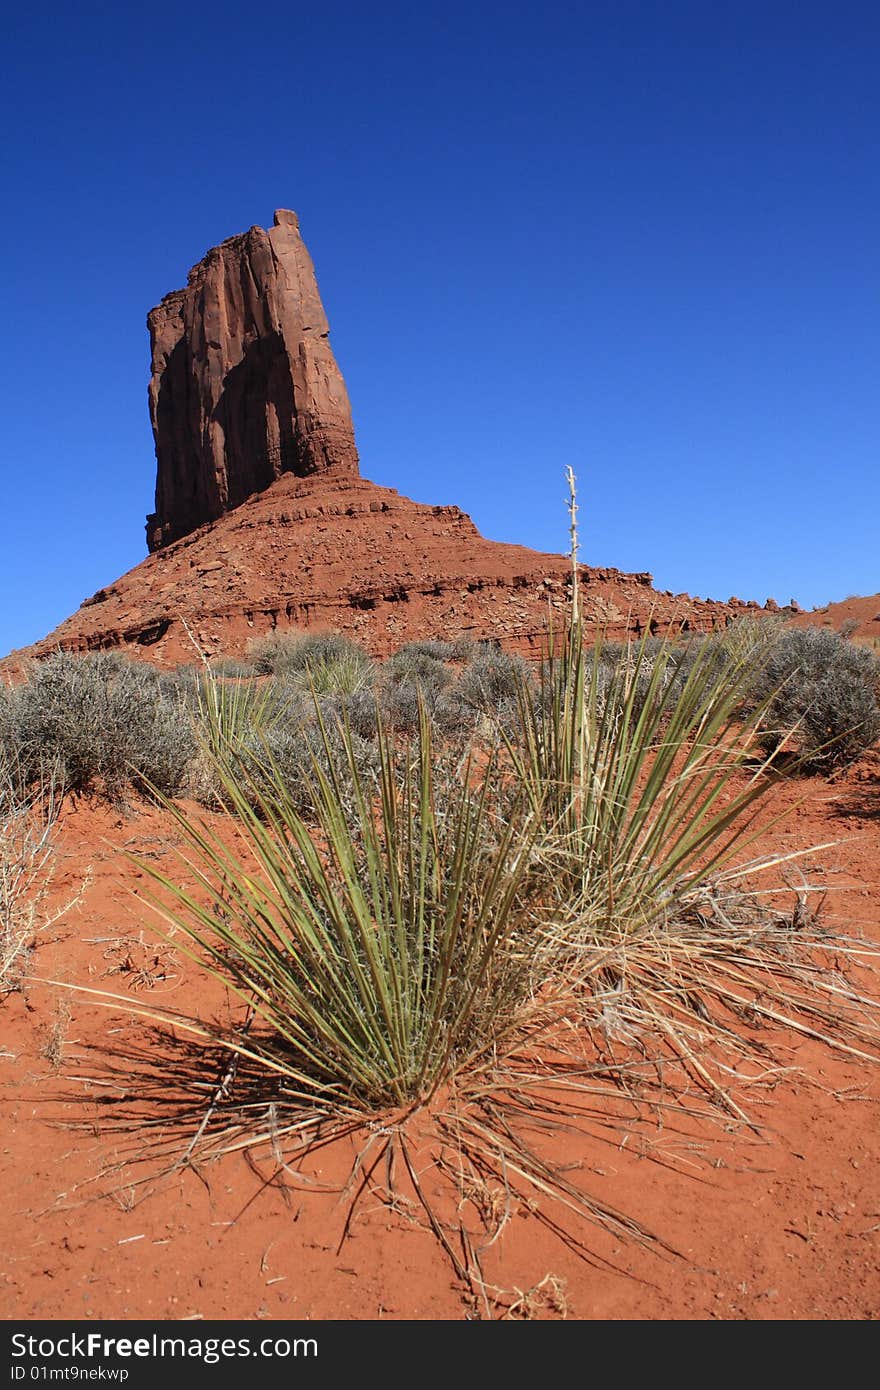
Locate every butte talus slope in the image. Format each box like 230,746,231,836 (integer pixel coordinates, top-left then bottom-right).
18,210,758,667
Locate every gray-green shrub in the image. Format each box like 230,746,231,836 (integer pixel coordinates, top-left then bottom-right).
456,645,533,722
7,652,196,797
748,628,880,770
247,631,371,690
378,649,455,735
194,691,378,819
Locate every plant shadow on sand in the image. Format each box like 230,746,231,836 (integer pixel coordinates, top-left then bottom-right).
827,753,880,824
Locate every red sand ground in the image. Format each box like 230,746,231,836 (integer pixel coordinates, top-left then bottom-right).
1,755,878,1321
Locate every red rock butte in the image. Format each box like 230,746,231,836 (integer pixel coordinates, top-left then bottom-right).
9,210,771,670
147,209,359,551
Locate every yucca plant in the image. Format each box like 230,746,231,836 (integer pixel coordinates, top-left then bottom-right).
70,673,665,1278
507,474,785,942
194,667,288,753
134,689,539,1112
512,623,790,938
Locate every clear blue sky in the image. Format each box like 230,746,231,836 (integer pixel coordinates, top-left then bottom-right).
2,2,878,656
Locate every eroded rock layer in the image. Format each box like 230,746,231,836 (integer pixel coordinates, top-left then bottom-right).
146,210,358,551
18,474,750,670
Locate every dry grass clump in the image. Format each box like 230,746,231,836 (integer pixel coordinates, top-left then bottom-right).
0,762,60,992
247,630,373,693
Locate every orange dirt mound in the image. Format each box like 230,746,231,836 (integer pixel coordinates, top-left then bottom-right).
792,593,880,647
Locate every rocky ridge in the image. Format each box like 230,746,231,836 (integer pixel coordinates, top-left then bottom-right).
18,472,761,669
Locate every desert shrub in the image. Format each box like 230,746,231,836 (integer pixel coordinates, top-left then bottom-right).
331,687,381,741
378,648,456,735
247,630,372,692
722,615,783,664
0,687,18,769
210,656,256,678
508,620,783,938
640,621,780,717
391,639,458,664
384,647,454,687
748,627,880,770
142,700,536,1108
588,637,671,721
192,676,377,819
7,652,196,797
597,635,667,669
374,680,424,736
378,682,479,741
455,646,534,723
236,715,378,819
159,664,206,696
246,633,293,675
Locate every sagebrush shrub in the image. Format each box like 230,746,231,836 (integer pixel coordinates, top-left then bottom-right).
456,646,533,721
748,628,880,770
384,648,453,688
195,695,378,819
210,656,256,679
379,649,455,735
390,640,458,664
0,687,18,771
8,652,196,797
247,630,370,685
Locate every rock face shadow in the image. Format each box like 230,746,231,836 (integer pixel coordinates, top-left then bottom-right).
214,331,304,508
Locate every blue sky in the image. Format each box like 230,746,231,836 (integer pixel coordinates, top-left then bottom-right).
2,2,878,656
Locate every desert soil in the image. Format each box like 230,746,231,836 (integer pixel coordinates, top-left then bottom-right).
1,755,878,1321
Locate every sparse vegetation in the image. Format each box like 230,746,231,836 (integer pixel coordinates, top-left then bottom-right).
247,630,372,693
60,473,876,1297
0,762,60,993
456,644,533,723
375,646,471,737
6,481,880,1300
390,639,458,663
747,626,880,770
5,652,195,798
508,622,781,939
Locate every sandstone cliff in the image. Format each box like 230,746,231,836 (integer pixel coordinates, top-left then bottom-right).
146,209,359,551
